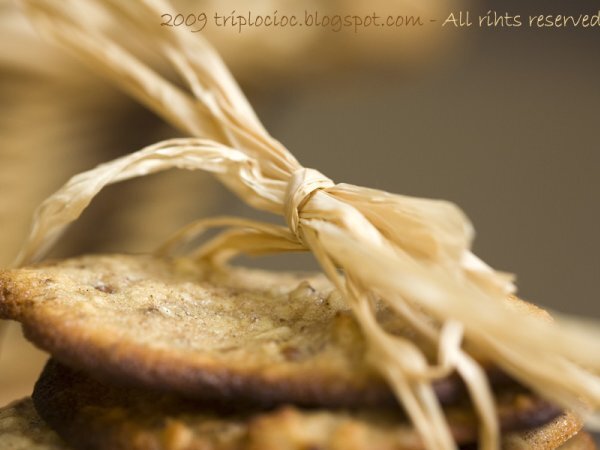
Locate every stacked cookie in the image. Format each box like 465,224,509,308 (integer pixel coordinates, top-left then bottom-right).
0,254,594,449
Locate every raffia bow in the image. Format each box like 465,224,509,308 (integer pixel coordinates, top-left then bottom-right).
13,0,600,449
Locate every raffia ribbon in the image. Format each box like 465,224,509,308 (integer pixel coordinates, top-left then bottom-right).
13,1,600,449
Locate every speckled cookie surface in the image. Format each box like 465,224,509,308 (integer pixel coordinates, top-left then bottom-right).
0,254,469,407
503,411,585,450
32,359,565,450
557,432,596,450
0,397,67,450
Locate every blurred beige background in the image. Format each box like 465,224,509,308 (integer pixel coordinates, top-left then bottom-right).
1,0,598,409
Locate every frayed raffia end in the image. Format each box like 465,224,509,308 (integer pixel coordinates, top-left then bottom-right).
14,0,600,449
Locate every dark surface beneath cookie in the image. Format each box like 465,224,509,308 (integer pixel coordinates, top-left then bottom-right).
32,359,564,450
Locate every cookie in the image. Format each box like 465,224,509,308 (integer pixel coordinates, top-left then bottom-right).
557,432,596,450
503,411,584,450
0,397,67,450
32,359,565,450
1,254,474,407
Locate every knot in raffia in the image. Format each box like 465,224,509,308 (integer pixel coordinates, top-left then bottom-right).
284,168,334,242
